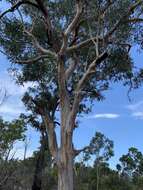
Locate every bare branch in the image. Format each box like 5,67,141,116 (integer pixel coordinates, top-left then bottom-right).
16,55,50,64
74,146,89,157
101,0,114,18
0,88,9,106
68,52,108,132
127,18,143,23
67,0,143,54
75,52,108,93
17,9,56,61
56,1,83,127
107,41,132,52
59,0,83,55
65,0,83,36
0,49,7,56
0,0,39,20
66,37,103,53
24,29,57,57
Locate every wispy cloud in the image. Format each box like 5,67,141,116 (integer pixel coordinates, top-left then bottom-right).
0,70,34,120
0,75,35,96
127,100,143,119
88,113,120,119
127,100,143,111
132,112,143,119
0,104,24,115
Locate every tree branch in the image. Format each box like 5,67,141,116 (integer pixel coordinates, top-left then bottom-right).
57,1,83,130
65,56,79,80
68,52,108,132
16,55,50,64
42,115,58,160
66,37,103,53
24,29,57,57
59,0,83,55
35,0,54,46
0,0,39,20
127,18,143,23
74,146,89,157
105,0,143,39
67,0,143,54
75,52,108,93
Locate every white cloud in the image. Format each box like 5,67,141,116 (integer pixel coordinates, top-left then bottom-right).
127,100,143,111
0,103,25,115
0,76,35,96
19,81,37,95
0,68,36,97
127,100,143,119
132,112,143,119
0,70,34,120
88,113,120,119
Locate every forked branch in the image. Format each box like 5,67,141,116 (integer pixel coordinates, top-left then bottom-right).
59,0,83,55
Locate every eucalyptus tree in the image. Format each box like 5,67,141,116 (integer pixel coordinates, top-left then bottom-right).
83,132,114,190
1,1,143,190
0,117,26,189
20,86,56,190
0,117,26,160
18,57,59,189
117,147,143,179
116,148,143,190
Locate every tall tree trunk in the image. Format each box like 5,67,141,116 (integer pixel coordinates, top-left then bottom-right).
57,122,74,190
96,164,99,190
32,151,43,190
32,132,51,190
58,156,74,190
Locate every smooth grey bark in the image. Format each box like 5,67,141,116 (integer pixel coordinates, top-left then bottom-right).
58,155,74,190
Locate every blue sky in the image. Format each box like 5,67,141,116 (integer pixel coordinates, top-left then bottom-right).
73,47,143,168
0,48,143,168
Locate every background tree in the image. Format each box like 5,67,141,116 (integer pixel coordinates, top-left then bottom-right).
83,132,114,190
0,117,26,189
20,86,57,190
117,147,143,190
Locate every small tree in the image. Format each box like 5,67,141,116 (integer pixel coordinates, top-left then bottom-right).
117,148,143,190
83,132,114,190
0,117,26,189
117,147,143,179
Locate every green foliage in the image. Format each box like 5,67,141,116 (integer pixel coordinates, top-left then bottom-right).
0,117,26,189
74,161,134,190
84,132,114,162
0,0,143,114
117,147,143,178
0,117,26,158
